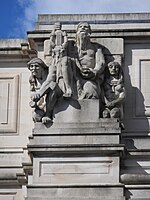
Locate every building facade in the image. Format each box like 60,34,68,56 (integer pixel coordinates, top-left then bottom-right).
0,13,150,200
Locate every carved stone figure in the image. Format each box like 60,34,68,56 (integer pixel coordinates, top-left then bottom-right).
49,22,73,98
49,22,68,56
28,56,64,124
27,58,48,122
29,23,74,124
75,22,105,99
102,61,125,119
28,22,125,124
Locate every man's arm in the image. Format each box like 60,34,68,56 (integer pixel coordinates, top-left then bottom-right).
106,87,126,108
85,47,105,80
94,48,105,75
31,68,57,102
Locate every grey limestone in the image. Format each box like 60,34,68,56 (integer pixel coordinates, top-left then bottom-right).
125,185,150,200
27,186,125,200
0,39,28,48
1,12,150,200
27,14,126,200
37,13,150,22
26,197,125,200
121,174,150,184
27,13,150,40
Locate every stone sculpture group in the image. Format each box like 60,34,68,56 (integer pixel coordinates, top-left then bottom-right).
28,22,125,124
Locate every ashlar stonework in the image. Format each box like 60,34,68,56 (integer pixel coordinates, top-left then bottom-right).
26,21,126,200
1,13,150,200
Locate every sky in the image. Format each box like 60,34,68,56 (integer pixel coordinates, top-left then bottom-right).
0,0,150,38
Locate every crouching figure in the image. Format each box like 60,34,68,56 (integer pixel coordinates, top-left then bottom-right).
102,61,126,122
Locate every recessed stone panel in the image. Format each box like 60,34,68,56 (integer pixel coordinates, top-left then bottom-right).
0,196,14,200
33,157,119,185
131,50,150,117
0,73,19,133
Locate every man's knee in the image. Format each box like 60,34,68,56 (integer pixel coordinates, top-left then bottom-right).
110,107,120,118
103,109,110,118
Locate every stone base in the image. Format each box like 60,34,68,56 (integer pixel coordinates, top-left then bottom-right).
27,99,125,200
53,99,101,123
27,185,125,200
29,119,121,147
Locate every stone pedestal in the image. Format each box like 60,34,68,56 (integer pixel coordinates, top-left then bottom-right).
27,100,125,200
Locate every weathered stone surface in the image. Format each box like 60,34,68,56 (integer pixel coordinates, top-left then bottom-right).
121,174,150,184
32,156,120,185
1,12,150,200
27,197,125,200
0,39,28,48
29,134,120,146
102,61,125,119
53,99,100,123
27,186,125,200
125,185,150,200
29,21,108,124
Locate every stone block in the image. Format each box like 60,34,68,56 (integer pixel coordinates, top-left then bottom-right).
92,38,124,55
32,156,119,185
27,197,125,200
125,186,150,200
53,99,100,123
0,196,14,200
27,186,125,200
30,118,121,146
33,119,120,135
29,134,120,146
0,188,24,200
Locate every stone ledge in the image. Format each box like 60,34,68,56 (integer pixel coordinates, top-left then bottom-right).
26,184,125,200
28,144,125,156
0,177,21,187
33,120,121,135
27,29,150,39
27,183,124,188
121,174,150,184
126,150,150,156
125,184,150,189
37,13,150,22
26,197,125,200
33,127,120,135
29,134,120,146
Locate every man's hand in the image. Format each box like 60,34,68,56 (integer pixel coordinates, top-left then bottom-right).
31,93,41,102
81,67,95,79
106,101,116,109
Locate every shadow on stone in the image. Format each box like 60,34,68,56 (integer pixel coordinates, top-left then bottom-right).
54,98,81,115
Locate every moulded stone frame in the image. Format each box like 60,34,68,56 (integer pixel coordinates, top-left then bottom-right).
0,73,19,133
132,49,150,118
32,156,119,185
